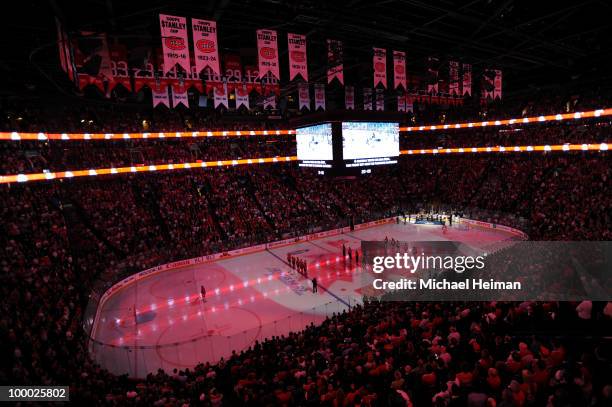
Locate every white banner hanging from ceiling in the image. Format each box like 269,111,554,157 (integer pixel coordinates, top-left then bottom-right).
159,14,191,73
288,33,308,81
298,83,310,110
393,50,406,90
256,29,280,80
191,18,220,77
235,84,249,109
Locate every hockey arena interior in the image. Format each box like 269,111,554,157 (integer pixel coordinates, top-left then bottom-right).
1,1,611,405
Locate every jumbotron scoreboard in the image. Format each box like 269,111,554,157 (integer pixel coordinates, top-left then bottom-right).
296,121,399,175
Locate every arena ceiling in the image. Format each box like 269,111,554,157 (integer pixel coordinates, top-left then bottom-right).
5,0,612,98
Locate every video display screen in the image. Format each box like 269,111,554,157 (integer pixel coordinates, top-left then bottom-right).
296,123,334,162
342,122,399,160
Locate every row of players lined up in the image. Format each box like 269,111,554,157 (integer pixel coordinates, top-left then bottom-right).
398,213,454,226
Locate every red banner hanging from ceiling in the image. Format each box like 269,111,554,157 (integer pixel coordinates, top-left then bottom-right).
449,61,460,96
345,86,355,110
327,40,344,85
373,48,387,88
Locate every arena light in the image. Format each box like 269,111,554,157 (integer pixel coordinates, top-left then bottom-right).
0,129,296,141
1,143,605,185
398,143,604,156
0,155,298,184
398,108,612,132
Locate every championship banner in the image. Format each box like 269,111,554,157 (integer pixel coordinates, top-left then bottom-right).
373,48,387,88
256,29,280,80
426,56,439,94
462,63,472,96
152,83,170,107
192,19,220,77
494,69,502,100
327,39,343,85
298,83,310,110
482,69,495,100
345,86,355,110
375,88,385,111
449,61,460,96
213,83,228,108
159,14,190,73
235,84,250,110
397,93,406,112
363,88,373,110
288,33,308,81
393,51,406,90
263,93,276,109
406,95,414,113
172,84,189,108
314,83,326,111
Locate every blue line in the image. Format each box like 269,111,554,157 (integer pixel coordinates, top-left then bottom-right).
265,248,351,308
307,240,334,253
343,231,363,241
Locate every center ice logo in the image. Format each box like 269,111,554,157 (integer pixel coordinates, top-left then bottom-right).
264,267,307,296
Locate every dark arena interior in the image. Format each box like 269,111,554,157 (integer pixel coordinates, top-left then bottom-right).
1,0,612,405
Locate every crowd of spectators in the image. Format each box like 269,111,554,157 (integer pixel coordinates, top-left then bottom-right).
1,104,611,405
400,120,611,151
0,137,296,175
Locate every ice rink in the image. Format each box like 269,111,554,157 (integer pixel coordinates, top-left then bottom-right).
90,220,518,376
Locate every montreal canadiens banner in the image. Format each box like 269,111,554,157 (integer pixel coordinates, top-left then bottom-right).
327,39,344,85
159,14,191,73
256,29,280,80
393,51,406,90
314,84,326,110
483,69,495,100
373,48,387,88
345,86,355,110
397,94,406,112
375,89,385,111
288,33,308,81
263,93,276,109
426,56,439,94
406,96,414,113
191,19,220,77
171,84,189,108
152,84,170,108
494,69,502,100
363,88,373,110
462,63,472,96
235,85,249,109
449,61,460,96
213,83,228,108
298,83,310,110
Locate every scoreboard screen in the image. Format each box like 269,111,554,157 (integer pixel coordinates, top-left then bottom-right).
342,122,399,160
295,120,400,175
296,123,333,167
